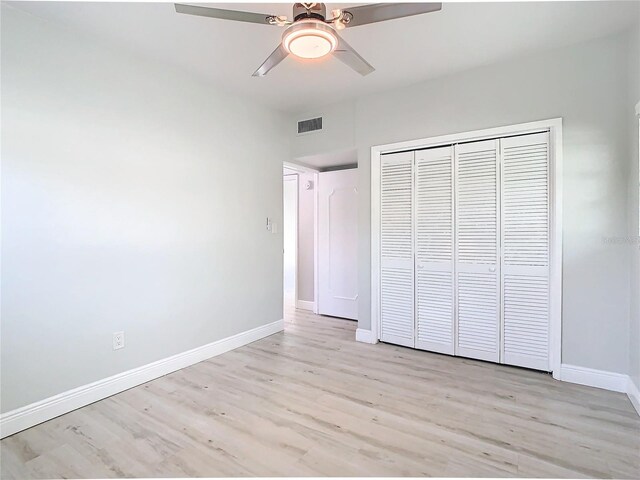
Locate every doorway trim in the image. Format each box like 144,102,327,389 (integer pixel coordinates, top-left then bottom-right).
369,118,563,379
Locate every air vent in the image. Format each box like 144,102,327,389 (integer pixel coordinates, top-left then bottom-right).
297,116,323,135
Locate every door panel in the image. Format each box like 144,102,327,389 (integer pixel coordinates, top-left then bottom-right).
319,169,358,320
457,271,499,361
455,140,500,362
415,146,454,354
379,152,414,347
501,132,551,371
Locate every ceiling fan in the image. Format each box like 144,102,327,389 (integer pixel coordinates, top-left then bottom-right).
174,3,442,77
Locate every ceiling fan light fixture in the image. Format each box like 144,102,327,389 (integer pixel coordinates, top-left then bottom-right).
282,20,337,59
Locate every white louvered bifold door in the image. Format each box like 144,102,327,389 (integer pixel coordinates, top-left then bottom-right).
415,146,455,354
454,140,500,363
379,151,414,347
500,133,551,371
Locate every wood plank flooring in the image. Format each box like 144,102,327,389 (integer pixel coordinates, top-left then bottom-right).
2,304,639,478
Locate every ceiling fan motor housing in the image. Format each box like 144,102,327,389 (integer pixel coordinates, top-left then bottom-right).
293,3,327,22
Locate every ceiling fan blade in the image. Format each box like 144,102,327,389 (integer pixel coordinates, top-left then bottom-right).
333,35,374,76
342,3,442,28
252,44,289,77
175,4,277,25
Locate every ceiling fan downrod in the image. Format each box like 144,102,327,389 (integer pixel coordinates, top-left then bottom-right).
293,3,326,22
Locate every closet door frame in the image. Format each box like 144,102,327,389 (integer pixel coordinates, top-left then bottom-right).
370,118,563,379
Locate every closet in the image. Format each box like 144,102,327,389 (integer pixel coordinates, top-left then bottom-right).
378,131,551,371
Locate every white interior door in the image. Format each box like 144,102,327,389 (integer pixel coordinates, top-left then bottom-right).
415,146,455,354
501,132,551,371
455,140,500,363
379,152,414,347
318,169,358,320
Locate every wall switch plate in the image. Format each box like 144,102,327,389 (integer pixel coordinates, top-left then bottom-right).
113,331,125,350
266,217,278,234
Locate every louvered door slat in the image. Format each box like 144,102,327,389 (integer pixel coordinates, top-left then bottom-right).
380,151,414,347
415,146,454,354
500,132,551,371
455,140,500,363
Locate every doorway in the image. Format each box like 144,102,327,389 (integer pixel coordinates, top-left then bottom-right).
283,155,358,321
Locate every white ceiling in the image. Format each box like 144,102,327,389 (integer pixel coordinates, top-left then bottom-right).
8,2,639,113
297,148,358,169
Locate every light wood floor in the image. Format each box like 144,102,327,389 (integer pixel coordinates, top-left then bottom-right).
2,304,639,478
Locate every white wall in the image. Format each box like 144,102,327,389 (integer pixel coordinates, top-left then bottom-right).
291,30,636,375
627,25,640,389
292,103,356,162
297,172,315,303
1,5,288,413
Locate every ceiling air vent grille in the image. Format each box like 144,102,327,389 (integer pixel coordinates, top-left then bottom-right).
297,117,323,135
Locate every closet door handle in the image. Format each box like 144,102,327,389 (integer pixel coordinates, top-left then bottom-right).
489,266,496,272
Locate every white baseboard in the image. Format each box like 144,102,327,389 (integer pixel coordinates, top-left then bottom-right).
627,377,640,416
558,363,628,393
296,300,315,311
0,319,284,439
355,328,377,344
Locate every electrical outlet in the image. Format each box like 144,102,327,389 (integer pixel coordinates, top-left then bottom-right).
113,331,125,350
